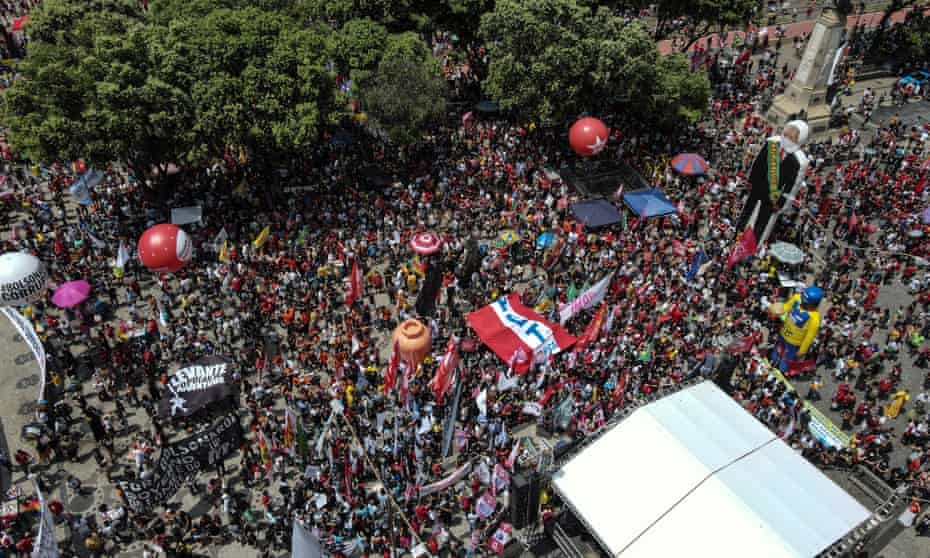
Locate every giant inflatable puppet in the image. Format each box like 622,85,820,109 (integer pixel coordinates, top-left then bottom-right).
769,285,824,372
737,120,810,246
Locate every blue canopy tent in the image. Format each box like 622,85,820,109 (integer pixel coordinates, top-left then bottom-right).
622,188,678,218
570,199,623,230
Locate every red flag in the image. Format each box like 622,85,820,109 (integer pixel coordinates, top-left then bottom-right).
611,370,628,408
430,338,460,403
576,303,607,351
726,227,757,270
726,335,756,355
657,303,684,325
344,450,354,506
384,340,401,391
345,258,362,305
787,357,817,376
398,355,414,404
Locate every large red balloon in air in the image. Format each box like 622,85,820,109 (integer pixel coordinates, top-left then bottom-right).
569,117,609,157
138,224,192,273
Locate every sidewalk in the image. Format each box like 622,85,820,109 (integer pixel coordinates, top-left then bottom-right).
658,6,923,54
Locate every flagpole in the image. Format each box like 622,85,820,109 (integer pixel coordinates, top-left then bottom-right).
442,367,465,459
333,412,424,550
386,481,398,558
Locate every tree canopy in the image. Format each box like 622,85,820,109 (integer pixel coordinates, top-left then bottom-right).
4,0,335,180
479,0,710,126
358,33,447,144
3,0,726,173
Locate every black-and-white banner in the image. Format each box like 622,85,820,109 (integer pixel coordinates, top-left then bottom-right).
2,307,47,420
120,414,243,513
32,479,58,558
159,356,234,419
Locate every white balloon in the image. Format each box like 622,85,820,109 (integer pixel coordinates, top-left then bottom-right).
0,252,47,306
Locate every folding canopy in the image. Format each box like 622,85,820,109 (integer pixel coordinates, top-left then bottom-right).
551,381,870,557
570,199,622,230
622,188,678,218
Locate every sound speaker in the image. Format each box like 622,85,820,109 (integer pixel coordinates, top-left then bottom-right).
552,438,580,462
510,473,541,529
713,357,738,394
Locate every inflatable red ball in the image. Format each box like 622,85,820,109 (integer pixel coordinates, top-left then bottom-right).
138,224,192,273
569,117,609,157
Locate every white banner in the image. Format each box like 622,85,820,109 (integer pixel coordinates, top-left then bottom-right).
2,307,47,418
32,480,58,558
291,520,323,558
419,462,473,497
559,273,613,324
170,205,203,226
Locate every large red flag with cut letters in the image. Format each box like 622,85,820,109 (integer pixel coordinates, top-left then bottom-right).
467,294,576,365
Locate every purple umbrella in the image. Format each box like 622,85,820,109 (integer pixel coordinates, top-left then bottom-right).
51,280,92,308
671,153,708,176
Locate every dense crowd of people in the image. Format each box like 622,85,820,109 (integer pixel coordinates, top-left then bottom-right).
0,4,927,558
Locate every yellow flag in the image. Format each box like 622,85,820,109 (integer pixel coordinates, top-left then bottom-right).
218,240,230,263
253,226,270,249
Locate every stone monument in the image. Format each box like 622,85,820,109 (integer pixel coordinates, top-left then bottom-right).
767,2,851,136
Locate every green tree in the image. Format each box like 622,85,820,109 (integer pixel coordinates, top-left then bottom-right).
479,0,708,126
3,0,195,181
653,0,756,45
150,8,335,166
358,33,446,144
5,0,336,181
330,18,390,77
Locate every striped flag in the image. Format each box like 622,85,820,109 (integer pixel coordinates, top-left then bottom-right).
258,430,272,476
430,337,460,403
283,408,296,456
686,249,709,281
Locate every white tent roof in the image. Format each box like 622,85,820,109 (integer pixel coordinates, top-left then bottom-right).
551,381,870,558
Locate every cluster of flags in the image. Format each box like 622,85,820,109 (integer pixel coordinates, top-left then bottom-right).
430,337,460,403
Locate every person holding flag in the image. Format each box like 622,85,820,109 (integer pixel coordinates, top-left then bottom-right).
345,258,363,306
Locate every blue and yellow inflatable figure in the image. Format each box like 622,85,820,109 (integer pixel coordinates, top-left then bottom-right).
770,285,823,371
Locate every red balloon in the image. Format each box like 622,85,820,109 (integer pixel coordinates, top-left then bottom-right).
138,224,192,273
569,117,609,157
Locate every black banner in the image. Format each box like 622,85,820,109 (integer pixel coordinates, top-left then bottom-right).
120,414,243,513
159,356,235,419
416,264,443,317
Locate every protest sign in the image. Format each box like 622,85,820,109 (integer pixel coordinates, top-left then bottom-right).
121,414,243,513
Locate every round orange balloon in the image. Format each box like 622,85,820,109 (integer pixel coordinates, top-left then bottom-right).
392,319,432,370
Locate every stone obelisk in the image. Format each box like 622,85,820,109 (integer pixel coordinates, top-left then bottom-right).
767,6,848,136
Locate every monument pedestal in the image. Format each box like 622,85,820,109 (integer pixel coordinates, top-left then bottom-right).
767,8,847,136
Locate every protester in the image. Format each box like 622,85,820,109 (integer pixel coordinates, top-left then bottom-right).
0,6,928,557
